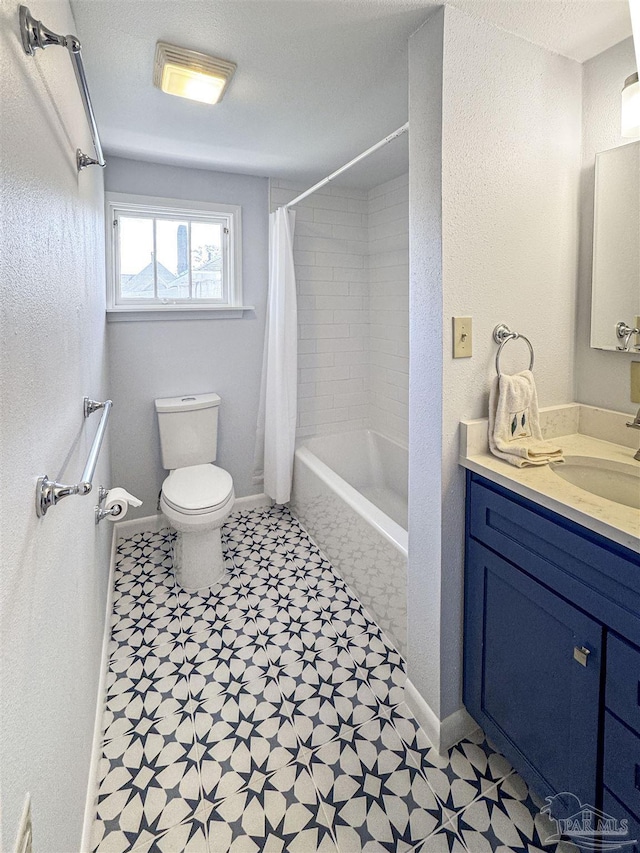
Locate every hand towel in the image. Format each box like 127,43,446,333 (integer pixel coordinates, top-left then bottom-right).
488,370,564,468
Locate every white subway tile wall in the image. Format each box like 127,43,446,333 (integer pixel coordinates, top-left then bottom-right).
269,174,408,443
367,174,409,443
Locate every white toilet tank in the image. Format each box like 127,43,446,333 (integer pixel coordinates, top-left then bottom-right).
155,393,221,470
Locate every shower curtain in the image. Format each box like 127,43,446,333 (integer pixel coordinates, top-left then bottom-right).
254,207,297,504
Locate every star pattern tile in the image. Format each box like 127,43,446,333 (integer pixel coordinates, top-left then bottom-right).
91,509,577,853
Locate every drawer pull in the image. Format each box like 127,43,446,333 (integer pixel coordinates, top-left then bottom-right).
574,646,591,667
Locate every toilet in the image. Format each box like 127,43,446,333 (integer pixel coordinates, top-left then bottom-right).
155,392,235,591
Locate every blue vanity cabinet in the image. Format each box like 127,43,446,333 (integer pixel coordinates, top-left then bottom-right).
464,471,640,822
465,537,601,815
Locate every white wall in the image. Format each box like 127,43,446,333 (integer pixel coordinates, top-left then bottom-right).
368,174,410,443
0,0,111,848
407,7,445,718
269,180,370,438
105,158,269,516
577,36,638,415
408,5,582,721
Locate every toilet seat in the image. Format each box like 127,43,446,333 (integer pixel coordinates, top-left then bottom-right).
162,464,234,515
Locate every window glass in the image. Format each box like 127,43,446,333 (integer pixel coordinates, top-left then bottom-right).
191,221,224,300
156,219,190,299
119,217,154,299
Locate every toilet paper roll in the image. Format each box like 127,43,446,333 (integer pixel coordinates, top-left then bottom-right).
104,488,143,522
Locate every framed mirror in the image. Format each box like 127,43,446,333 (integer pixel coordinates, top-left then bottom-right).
590,140,640,351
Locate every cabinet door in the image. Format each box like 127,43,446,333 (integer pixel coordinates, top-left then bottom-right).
464,539,602,817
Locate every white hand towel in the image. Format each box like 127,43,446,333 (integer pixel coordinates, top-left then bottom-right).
488,370,564,468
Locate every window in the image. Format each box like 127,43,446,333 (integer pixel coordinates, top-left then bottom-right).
106,193,244,315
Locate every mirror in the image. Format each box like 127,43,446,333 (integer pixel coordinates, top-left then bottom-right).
590,140,640,351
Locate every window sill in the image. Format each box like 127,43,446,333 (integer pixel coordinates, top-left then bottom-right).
106,306,255,322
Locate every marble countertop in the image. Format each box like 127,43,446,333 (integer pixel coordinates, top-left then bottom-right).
460,424,640,554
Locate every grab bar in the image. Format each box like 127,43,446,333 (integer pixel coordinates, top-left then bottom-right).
36,397,112,517
19,6,105,171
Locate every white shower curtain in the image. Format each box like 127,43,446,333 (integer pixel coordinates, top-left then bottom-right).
254,207,297,504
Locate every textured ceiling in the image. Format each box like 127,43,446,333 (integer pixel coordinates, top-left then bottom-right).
451,0,632,63
68,0,633,188
69,0,429,187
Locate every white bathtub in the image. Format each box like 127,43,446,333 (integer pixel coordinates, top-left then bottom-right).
290,429,408,655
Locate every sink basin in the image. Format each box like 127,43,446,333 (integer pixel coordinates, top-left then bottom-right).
551,456,640,510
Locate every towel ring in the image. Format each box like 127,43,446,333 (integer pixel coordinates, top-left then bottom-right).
493,324,535,376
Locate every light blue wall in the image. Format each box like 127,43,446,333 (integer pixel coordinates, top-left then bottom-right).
105,157,269,515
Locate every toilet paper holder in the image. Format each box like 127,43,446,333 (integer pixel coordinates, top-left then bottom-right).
95,486,122,524
95,486,143,524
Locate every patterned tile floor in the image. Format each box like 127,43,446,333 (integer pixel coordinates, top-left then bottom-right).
91,506,577,853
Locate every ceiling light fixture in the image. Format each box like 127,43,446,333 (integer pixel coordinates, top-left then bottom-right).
621,71,640,138
153,42,236,105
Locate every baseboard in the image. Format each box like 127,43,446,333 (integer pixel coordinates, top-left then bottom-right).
233,493,273,512
80,527,119,852
405,679,480,755
109,497,272,541
112,513,166,538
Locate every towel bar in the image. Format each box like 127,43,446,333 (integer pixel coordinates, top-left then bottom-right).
36,397,112,517
493,324,535,376
19,6,105,171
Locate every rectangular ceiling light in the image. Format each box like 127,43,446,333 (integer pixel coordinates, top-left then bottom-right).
153,42,236,105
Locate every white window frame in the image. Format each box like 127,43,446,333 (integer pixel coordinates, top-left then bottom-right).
106,193,249,319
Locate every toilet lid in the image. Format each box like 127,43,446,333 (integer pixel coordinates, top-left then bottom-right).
163,464,234,514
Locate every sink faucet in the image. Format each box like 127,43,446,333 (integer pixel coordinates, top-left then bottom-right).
617,322,640,352
627,407,640,461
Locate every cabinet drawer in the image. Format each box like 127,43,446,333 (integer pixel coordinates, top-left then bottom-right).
602,790,640,853
604,711,640,819
467,477,640,644
608,634,640,736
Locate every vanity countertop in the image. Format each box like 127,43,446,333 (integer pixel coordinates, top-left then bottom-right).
459,405,640,553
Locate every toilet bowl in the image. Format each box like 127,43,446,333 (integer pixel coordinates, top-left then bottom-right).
155,393,235,591
160,463,235,590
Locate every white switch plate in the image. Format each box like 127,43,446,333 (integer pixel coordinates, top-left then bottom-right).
453,317,472,358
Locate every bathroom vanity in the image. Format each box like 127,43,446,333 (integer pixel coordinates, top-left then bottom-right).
461,405,640,832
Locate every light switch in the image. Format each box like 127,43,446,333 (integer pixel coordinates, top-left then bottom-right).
631,362,640,404
453,317,472,358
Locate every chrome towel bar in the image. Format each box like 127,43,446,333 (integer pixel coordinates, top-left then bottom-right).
36,397,112,517
493,324,535,376
19,6,105,172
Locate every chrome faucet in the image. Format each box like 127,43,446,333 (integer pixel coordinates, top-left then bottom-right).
616,322,640,352
627,407,640,461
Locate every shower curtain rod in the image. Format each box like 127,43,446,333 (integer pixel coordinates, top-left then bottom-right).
283,122,409,209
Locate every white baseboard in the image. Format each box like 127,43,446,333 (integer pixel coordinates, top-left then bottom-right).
112,513,166,538
108,496,272,542
405,679,480,755
80,527,119,852
233,493,273,512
